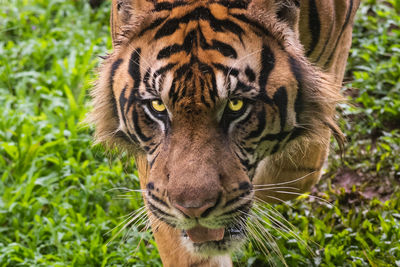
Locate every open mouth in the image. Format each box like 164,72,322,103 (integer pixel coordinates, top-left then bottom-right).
182,223,247,255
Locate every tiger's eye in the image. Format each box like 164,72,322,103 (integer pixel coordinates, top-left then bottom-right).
151,99,166,112
228,99,244,112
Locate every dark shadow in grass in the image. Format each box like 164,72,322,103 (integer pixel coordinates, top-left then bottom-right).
326,168,398,203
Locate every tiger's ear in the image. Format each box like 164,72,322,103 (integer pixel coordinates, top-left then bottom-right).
276,1,300,30
110,0,153,47
249,0,300,31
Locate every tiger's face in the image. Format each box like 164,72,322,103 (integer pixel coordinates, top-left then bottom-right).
93,0,334,256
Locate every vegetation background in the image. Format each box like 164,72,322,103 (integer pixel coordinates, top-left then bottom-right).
0,0,399,266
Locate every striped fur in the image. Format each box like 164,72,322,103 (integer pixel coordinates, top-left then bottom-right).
89,0,359,265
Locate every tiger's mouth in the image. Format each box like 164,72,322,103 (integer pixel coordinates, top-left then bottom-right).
181,222,247,255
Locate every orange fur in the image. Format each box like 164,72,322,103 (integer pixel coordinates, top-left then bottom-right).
88,0,360,265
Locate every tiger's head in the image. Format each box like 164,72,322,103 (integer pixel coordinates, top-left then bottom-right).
90,0,342,256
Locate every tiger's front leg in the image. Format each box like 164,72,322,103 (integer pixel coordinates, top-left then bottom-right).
253,129,331,203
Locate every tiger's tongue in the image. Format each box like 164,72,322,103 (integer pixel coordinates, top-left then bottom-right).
186,226,225,243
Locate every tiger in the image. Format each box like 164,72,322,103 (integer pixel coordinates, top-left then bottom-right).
89,0,360,266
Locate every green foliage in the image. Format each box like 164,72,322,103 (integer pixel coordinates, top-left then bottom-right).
0,0,398,266
0,0,160,266
341,0,400,177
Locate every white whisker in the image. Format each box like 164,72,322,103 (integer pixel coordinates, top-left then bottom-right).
106,207,148,245
252,171,317,187
252,186,301,192
261,190,332,206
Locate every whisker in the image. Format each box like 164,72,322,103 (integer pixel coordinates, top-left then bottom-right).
252,171,317,187
245,214,285,267
238,210,286,266
252,186,301,192
106,187,146,193
238,216,273,262
106,207,148,245
113,196,144,200
240,195,316,258
106,207,147,236
117,206,146,220
251,198,319,254
251,204,312,255
262,190,332,206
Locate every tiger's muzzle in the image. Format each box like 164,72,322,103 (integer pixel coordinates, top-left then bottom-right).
145,120,254,255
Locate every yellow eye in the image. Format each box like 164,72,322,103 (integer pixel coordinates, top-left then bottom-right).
150,99,166,112
228,99,244,112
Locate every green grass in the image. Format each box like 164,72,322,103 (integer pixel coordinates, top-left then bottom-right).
0,0,399,266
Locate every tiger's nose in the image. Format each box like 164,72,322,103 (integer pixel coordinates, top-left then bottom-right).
174,201,217,218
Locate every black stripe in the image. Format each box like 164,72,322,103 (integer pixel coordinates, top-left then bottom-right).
157,44,184,59
143,68,152,92
155,7,244,40
234,81,253,93
259,131,291,142
209,40,237,58
245,66,256,82
289,57,304,126
221,201,252,217
273,86,288,131
270,143,281,154
146,182,154,191
149,152,159,169
147,202,176,226
155,18,180,40
148,191,169,207
306,0,320,57
200,31,238,59
288,127,304,141
174,63,190,80
258,45,275,105
131,108,152,142
213,63,239,77
246,106,266,140
147,143,159,155
157,30,196,59
200,192,222,218
126,49,146,142
138,17,167,37
127,49,141,97
153,1,189,12
114,129,137,143
119,84,129,129
239,182,252,191
231,14,272,37
224,191,252,208
207,65,219,102
217,1,249,9
238,156,251,172
154,1,249,12
239,142,255,155
324,0,354,68
154,63,177,77
110,58,124,117
169,78,180,107
315,21,333,63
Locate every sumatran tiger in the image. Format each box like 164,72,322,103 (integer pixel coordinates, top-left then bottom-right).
89,0,360,266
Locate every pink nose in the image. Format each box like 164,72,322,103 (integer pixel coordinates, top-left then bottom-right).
174,202,216,218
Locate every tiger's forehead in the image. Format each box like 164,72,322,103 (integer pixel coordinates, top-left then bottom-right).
112,0,296,117
124,2,268,104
